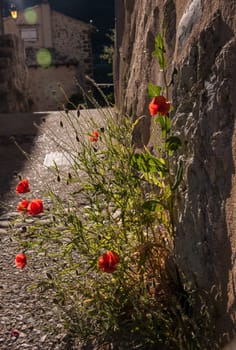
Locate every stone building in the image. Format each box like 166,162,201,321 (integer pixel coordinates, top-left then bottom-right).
4,1,93,111
114,0,236,346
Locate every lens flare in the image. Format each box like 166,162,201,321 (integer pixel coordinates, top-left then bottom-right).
24,8,37,25
36,48,52,68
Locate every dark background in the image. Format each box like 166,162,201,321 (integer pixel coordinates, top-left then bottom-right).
4,0,115,34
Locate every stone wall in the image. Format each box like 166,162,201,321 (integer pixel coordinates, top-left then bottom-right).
114,0,236,344
51,11,93,77
27,65,79,111
4,3,93,111
4,3,93,77
0,34,30,112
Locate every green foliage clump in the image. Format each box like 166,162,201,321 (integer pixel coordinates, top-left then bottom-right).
14,28,219,350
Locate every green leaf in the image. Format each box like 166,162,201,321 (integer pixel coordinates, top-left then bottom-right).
171,159,183,191
155,33,165,52
165,136,182,152
131,115,145,130
152,50,167,70
147,83,162,98
142,172,163,186
155,115,171,137
131,153,167,174
152,33,167,70
142,200,160,211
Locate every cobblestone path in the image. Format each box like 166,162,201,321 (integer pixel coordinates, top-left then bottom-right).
0,109,107,350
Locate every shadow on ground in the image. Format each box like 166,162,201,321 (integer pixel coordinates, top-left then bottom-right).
0,112,48,210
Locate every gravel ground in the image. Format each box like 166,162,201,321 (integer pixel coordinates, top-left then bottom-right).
0,110,109,350
0,111,74,349
0,211,74,350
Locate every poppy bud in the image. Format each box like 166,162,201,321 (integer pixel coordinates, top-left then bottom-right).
27,199,43,216
98,250,120,273
15,253,27,269
16,179,30,194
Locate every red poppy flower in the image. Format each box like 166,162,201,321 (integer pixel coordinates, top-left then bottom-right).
16,178,30,194
11,329,20,338
98,250,120,273
27,199,43,216
16,199,29,212
89,130,99,142
15,253,27,269
149,96,171,116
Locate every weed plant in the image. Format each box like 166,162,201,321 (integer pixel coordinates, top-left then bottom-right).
14,29,219,349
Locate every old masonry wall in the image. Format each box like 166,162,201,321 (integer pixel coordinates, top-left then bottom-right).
114,0,236,345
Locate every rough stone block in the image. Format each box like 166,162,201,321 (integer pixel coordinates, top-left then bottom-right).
114,0,236,343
